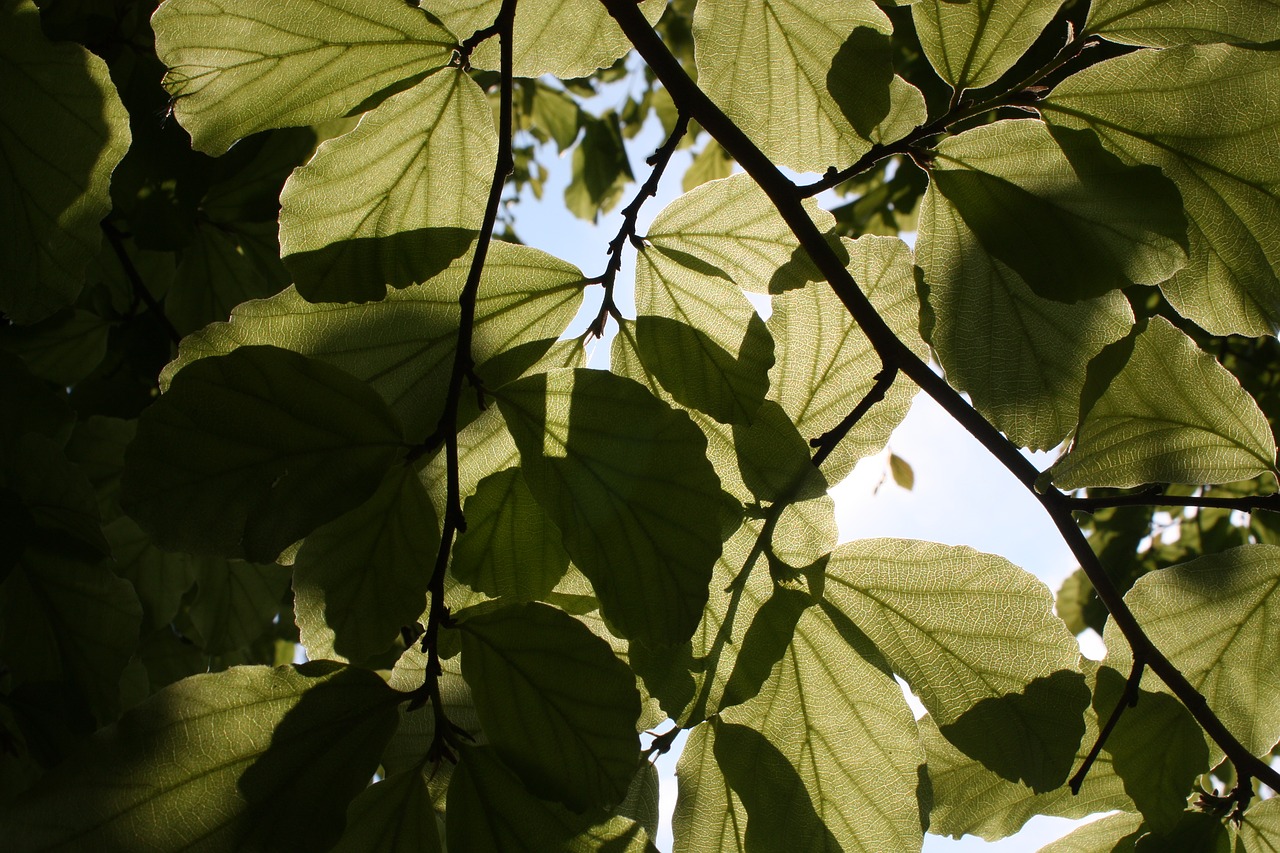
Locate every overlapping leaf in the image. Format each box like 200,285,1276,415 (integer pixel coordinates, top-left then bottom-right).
0,0,130,322
280,69,495,302
1239,797,1280,853
770,235,925,480
184,558,292,654
495,369,723,646
917,182,1134,450
673,605,927,852
331,768,442,853
913,0,1064,92
634,247,775,424
1042,45,1280,336
169,221,291,335
459,602,641,811
152,0,456,154
1037,812,1145,852
692,0,898,172
1103,544,1280,755
0,663,400,851
824,539,1088,791
1085,0,1280,47
930,120,1187,303
164,243,584,441
123,345,406,562
294,465,438,663
1052,317,1277,490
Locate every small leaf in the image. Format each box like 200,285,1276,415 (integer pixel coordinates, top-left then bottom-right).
0,663,400,851
280,69,495,303
889,453,914,490
1103,544,1280,755
913,0,1064,91
152,0,456,154
459,602,641,812
122,345,406,562
0,0,130,323
1052,317,1277,490
495,369,722,646
294,465,439,663
683,139,734,192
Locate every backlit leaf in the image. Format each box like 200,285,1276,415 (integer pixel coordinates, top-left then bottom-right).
1036,811,1144,852
331,768,443,853
913,0,1064,91
1085,0,1280,47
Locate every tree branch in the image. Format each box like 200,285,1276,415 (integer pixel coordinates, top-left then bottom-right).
408,0,517,759
584,112,690,339
1066,490,1280,515
810,363,897,468
598,0,1280,794
1070,655,1145,794
102,221,182,346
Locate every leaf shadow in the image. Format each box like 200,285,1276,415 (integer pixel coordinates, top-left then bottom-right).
285,226,476,304
827,27,895,141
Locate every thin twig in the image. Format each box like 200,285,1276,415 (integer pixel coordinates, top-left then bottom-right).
1067,491,1280,515
101,221,182,346
407,0,517,761
1070,656,1145,794
598,0,1280,795
584,112,690,338
810,364,898,468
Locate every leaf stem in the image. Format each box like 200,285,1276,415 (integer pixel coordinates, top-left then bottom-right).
1069,655,1144,794
584,112,690,339
599,0,1280,795
101,221,182,346
810,363,898,468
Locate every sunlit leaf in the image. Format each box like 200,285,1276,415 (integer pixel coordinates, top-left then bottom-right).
1036,811,1145,852
1085,0,1280,47
913,0,1064,91
1239,797,1280,853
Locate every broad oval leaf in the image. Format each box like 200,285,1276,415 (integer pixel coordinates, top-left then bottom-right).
122,345,406,562
1103,544,1280,756
153,0,456,154
1085,0,1280,47
1240,797,1280,853
0,663,400,852
917,180,1135,451
280,68,495,303
1051,317,1277,490
769,235,925,480
163,242,585,442
635,247,775,424
1042,45,1280,336
824,539,1088,792
0,0,130,323
674,604,928,852
692,0,896,172
931,120,1187,303
294,465,439,664
913,0,1064,92
459,602,641,812
494,369,723,646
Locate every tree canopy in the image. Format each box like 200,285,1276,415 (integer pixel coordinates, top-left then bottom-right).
2,0,1280,850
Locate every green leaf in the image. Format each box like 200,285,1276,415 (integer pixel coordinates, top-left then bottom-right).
0,310,109,387
889,453,914,489
1134,811,1233,852
1052,317,1277,490
931,121,1187,303
1042,45,1280,337
0,546,142,724
1103,544,1280,756
1085,0,1280,47
459,602,641,812
645,173,834,295
6,432,109,555
824,539,1088,791
683,139,734,192
769,495,838,568
912,0,1065,91
692,0,896,172
103,516,198,628
635,247,775,424
769,235,924,479
164,242,584,441
169,221,291,335
331,768,443,853
0,663,400,851
1036,811,1144,852
280,69,494,302
294,465,438,663
184,558,292,654
451,467,570,603
917,179,1135,451
0,0,130,323
1239,797,1280,853
440,0,666,79
1091,665,1208,832
446,744,658,853
122,345,406,562
495,369,722,646
674,604,928,852
565,111,634,221
152,0,456,154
